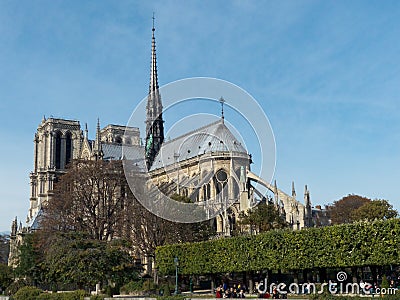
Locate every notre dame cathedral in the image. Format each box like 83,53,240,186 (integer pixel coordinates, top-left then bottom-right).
9,24,324,267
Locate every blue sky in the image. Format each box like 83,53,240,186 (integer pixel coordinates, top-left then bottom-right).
1,0,400,231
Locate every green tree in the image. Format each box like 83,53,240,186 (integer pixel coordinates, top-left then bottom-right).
0,263,13,293
42,232,138,290
14,233,43,284
352,199,398,221
239,202,287,234
326,194,371,224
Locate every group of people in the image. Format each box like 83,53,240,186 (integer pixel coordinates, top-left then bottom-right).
215,283,246,298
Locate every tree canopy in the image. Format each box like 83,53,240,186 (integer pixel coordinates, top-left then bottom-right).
326,194,398,225
42,159,213,262
14,231,139,291
238,202,287,234
41,232,138,289
326,194,371,224
14,233,41,282
124,193,213,259
352,199,398,221
0,263,13,293
43,160,130,241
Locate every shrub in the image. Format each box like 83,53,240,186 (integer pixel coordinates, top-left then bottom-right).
61,290,86,300
104,285,116,297
160,283,171,296
36,290,86,300
12,286,43,300
90,295,105,300
381,274,390,289
37,293,53,300
143,280,157,291
120,280,144,294
156,295,186,300
6,279,30,295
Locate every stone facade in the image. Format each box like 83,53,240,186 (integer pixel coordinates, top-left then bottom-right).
28,118,81,225
8,24,321,267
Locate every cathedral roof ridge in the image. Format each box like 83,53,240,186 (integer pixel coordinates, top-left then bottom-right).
149,119,247,171
161,119,223,146
39,117,80,125
102,124,139,130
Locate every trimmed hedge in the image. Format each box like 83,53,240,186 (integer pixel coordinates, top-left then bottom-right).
156,218,400,275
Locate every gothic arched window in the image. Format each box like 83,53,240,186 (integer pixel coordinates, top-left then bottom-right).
55,131,62,169
215,169,228,202
65,132,72,166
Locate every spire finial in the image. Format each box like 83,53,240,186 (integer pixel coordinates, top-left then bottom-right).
149,17,159,95
84,123,88,139
96,118,100,139
292,181,296,198
94,118,102,157
219,97,225,122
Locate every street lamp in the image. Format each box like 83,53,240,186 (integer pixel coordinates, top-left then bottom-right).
174,257,179,295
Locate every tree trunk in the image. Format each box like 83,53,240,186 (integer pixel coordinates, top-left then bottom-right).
293,270,299,284
318,268,327,283
211,274,215,294
248,271,254,294
370,266,377,284
302,269,308,282
351,266,358,283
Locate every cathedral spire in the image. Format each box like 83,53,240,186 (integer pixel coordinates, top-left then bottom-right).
149,13,159,96
292,181,296,198
145,15,164,169
94,118,103,160
96,118,100,145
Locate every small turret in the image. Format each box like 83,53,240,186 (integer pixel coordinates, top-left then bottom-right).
11,217,17,237
304,185,311,207
84,123,88,140
304,185,312,227
274,180,278,206
292,181,296,198
93,118,103,160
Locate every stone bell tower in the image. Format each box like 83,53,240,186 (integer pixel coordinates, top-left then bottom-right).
27,117,82,225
